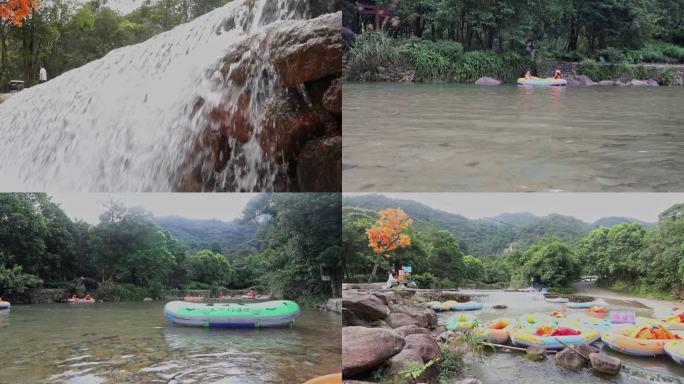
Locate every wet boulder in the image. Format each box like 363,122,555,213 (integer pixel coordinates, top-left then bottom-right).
555,347,589,369
566,77,580,86
630,79,650,86
589,352,621,375
342,326,405,377
475,76,501,85
270,12,343,87
371,292,396,306
322,78,341,115
599,80,617,86
647,79,660,86
296,135,341,192
574,75,595,86
343,294,390,321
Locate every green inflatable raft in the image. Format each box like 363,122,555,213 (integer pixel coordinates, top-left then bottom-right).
164,300,301,328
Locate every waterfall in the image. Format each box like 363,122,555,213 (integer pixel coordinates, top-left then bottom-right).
0,0,336,192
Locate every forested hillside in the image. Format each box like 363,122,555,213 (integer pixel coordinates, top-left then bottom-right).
154,216,259,254
343,194,645,256
0,193,341,303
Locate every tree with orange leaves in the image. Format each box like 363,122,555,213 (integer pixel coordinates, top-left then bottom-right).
1,0,40,86
366,207,413,283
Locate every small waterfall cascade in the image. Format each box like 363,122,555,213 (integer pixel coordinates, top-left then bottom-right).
0,0,341,192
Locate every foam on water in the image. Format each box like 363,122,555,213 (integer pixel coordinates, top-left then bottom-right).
0,0,314,191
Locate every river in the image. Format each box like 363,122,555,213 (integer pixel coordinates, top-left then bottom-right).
440,290,684,383
0,302,340,384
343,83,684,192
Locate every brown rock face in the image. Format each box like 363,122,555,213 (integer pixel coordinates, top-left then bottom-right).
178,12,342,192
589,352,621,375
342,327,405,377
322,78,342,115
343,294,390,322
270,13,343,86
555,347,589,369
385,312,421,328
297,135,341,192
389,334,442,382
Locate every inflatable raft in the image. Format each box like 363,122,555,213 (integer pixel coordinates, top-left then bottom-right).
545,297,569,304
452,301,483,311
510,325,599,349
67,298,95,304
517,77,567,86
665,340,684,365
0,300,10,310
164,300,301,328
566,301,596,309
602,321,681,356
447,313,477,330
662,313,684,331
475,318,517,344
518,313,557,329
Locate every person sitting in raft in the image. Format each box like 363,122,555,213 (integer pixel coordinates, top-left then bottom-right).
246,289,256,298
553,69,562,80
84,294,93,301
524,70,532,80
71,294,78,301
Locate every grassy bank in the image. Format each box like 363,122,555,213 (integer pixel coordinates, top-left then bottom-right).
344,31,683,85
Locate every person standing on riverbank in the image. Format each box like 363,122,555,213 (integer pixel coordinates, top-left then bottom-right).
39,67,47,84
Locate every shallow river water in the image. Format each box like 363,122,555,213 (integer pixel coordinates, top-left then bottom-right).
0,302,340,384
439,290,684,383
343,83,684,192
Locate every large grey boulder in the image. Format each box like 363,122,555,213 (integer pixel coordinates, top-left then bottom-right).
555,347,589,369
390,304,437,328
394,324,432,338
589,352,621,375
342,326,405,377
385,312,421,328
575,75,595,86
343,294,390,321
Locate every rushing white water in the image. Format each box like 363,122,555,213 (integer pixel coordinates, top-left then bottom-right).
0,0,323,192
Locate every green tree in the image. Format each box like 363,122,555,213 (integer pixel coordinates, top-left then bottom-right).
187,249,232,286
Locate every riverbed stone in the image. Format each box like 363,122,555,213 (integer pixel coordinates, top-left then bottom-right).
555,347,589,369
475,76,501,85
372,291,396,306
599,80,617,86
630,79,649,86
343,294,390,321
394,324,432,338
566,77,580,86
575,344,599,358
525,345,546,361
574,75,595,86
389,334,441,382
342,326,405,377
390,304,437,328
322,78,341,115
589,352,621,375
386,312,421,328
647,78,660,86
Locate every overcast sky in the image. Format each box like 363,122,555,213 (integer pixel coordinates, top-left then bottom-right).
51,193,258,224
346,193,684,223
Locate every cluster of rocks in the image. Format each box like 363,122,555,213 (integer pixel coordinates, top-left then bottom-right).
526,343,621,376
178,12,342,192
342,290,467,383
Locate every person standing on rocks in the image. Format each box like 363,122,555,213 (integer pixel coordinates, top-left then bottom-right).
39,67,47,84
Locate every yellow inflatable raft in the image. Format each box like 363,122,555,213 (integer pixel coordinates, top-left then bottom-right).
475,318,517,344
602,320,681,357
303,373,342,384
